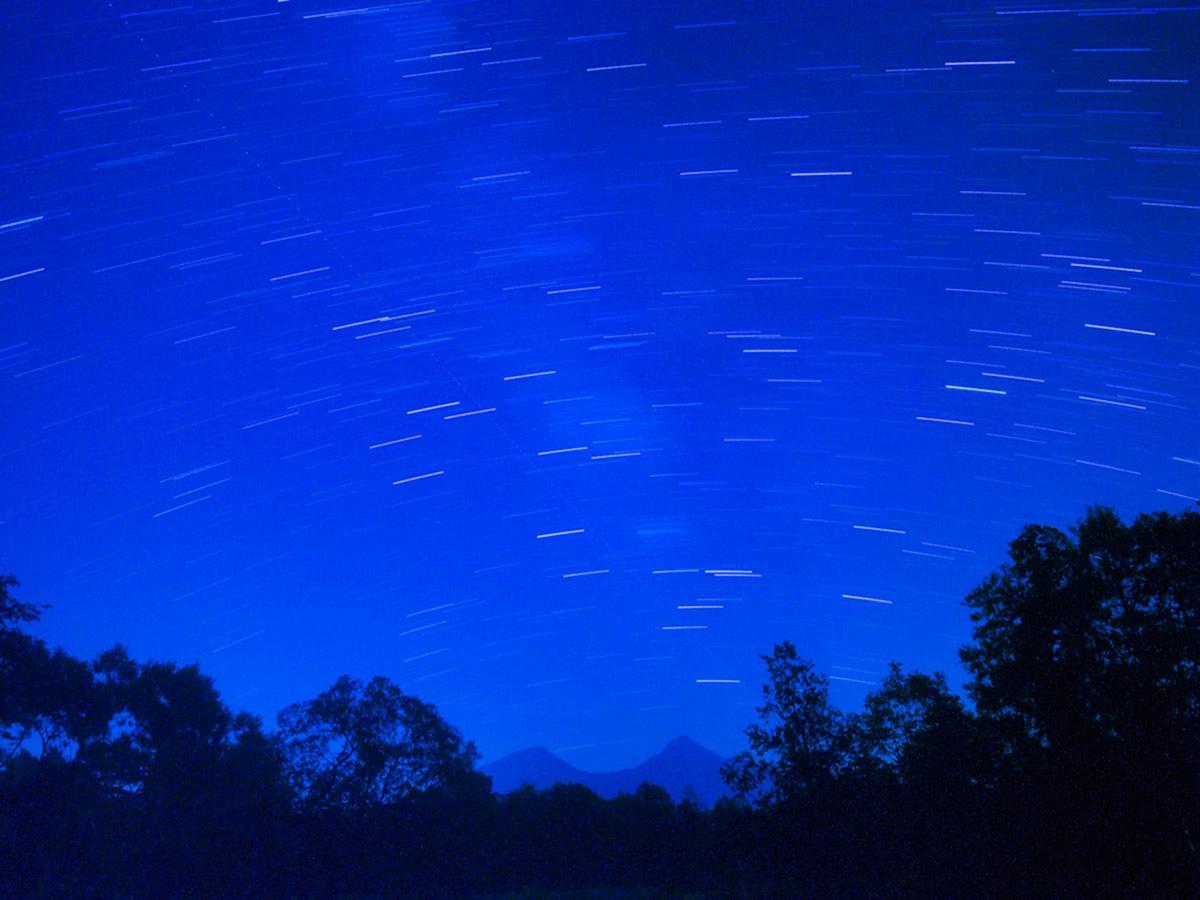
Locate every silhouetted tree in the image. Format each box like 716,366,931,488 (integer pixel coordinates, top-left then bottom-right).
849,662,978,787
0,574,40,627
66,645,293,895
277,674,479,811
83,646,233,795
1,576,105,768
720,641,849,806
961,505,1200,890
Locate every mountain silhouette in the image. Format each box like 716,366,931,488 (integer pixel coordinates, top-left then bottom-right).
483,736,729,806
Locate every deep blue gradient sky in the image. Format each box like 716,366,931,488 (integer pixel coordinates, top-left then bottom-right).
2,0,1197,770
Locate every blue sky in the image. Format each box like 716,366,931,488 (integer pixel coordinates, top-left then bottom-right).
2,0,1197,770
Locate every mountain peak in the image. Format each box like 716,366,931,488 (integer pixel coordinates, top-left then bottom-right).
660,735,708,755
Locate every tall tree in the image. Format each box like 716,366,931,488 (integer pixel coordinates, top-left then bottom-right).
960,505,1200,884
720,641,848,806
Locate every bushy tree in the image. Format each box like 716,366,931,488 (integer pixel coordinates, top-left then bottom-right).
963,506,1200,756
850,662,977,787
82,645,233,798
278,674,479,811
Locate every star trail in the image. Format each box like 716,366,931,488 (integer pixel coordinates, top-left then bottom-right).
2,0,1197,770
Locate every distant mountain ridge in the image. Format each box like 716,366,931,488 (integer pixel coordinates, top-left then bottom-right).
482,736,729,806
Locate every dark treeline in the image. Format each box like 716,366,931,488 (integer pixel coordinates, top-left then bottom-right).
3,505,1198,897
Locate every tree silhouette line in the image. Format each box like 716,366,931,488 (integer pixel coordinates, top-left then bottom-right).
2,505,1197,896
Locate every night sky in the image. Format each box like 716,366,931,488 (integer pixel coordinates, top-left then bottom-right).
2,0,1197,771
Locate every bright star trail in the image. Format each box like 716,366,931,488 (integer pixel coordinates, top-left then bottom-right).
1,0,1196,770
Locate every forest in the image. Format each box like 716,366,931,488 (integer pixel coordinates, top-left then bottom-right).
3,505,1198,897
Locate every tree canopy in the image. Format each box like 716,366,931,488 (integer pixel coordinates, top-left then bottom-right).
718,505,1200,892
277,673,479,811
